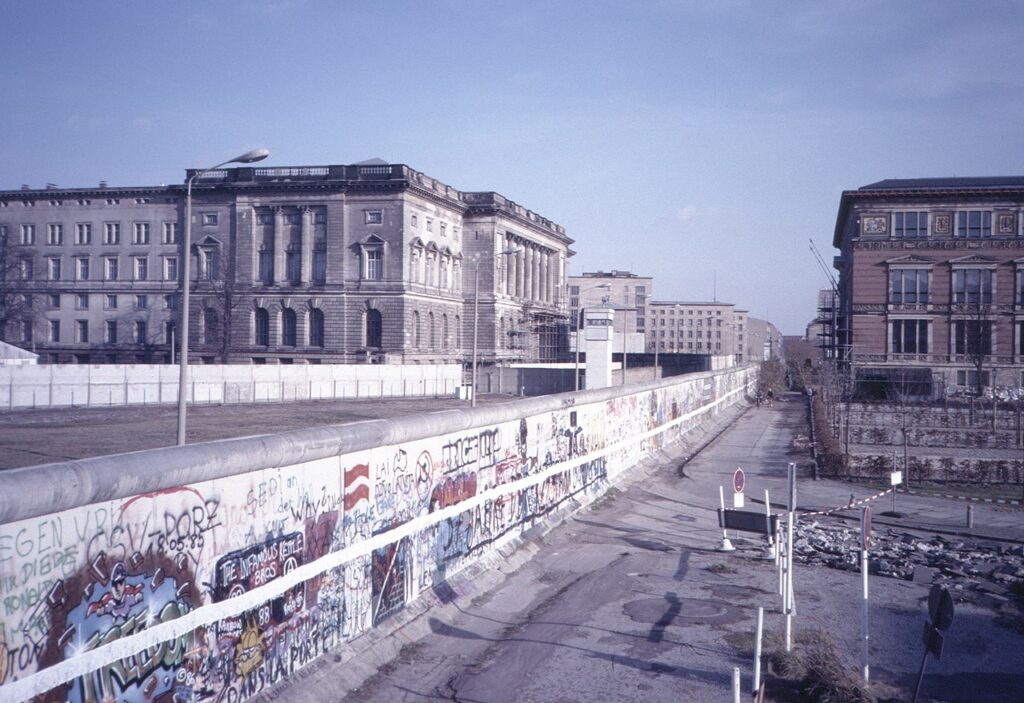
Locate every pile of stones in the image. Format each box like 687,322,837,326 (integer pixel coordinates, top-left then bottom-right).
790,518,1024,610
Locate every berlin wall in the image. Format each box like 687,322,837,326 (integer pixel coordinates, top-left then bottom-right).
0,363,461,411
0,364,755,702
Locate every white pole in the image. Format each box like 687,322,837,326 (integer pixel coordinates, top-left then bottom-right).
753,606,764,695
861,507,870,685
786,507,794,651
862,547,869,684
718,485,734,551
764,488,773,551
732,666,741,703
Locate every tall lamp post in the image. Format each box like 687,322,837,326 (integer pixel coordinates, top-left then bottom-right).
177,148,270,445
470,246,520,408
573,283,611,391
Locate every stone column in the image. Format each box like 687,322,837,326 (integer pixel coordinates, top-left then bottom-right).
540,250,548,302
504,235,513,295
300,207,313,285
273,207,286,286
516,245,525,298
530,245,539,301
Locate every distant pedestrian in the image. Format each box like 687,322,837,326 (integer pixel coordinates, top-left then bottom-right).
766,389,774,407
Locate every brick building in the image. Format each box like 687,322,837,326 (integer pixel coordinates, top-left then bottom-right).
833,176,1024,395
0,161,572,365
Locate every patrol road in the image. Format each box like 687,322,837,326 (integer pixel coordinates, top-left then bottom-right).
278,394,1024,703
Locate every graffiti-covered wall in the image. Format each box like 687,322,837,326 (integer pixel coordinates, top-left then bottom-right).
0,365,755,702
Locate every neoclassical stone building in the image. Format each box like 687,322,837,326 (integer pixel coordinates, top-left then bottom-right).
833,176,1024,395
0,161,573,365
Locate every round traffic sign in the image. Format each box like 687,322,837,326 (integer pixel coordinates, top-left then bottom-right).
928,585,955,631
733,468,745,494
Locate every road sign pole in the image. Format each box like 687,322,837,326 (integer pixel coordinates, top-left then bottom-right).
912,645,929,703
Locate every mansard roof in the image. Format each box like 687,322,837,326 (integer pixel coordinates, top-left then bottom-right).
861,176,1024,191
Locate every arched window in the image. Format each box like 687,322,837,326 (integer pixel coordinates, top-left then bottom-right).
442,314,449,350
454,315,461,349
254,308,270,346
412,311,420,348
366,309,382,348
309,309,324,347
203,308,219,345
282,308,297,347
428,312,435,348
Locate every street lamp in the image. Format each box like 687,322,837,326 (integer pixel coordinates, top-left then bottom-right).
470,246,520,408
177,148,269,445
573,283,611,391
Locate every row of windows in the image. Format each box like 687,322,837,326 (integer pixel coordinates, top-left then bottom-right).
55,292,178,311
652,329,731,339
1,196,171,207
255,209,325,226
888,319,999,355
18,255,177,282
653,317,728,327
27,319,156,345
653,341,725,352
867,210,1019,239
409,213,458,239
887,267,1024,305
651,307,724,316
9,222,180,245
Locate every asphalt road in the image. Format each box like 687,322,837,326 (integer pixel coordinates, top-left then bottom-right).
277,395,1024,703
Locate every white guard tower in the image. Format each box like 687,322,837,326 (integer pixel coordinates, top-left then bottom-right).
583,307,615,389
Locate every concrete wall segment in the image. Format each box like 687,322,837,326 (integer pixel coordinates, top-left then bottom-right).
0,364,755,702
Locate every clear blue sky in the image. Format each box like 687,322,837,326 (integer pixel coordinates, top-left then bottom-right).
3,1,1023,335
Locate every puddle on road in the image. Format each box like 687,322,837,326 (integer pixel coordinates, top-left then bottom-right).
623,596,744,626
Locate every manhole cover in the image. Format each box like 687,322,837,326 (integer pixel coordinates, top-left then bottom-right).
623,596,743,626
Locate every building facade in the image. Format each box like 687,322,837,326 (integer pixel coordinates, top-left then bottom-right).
568,270,650,336
0,162,573,365
833,176,1024,394
646,301,749,363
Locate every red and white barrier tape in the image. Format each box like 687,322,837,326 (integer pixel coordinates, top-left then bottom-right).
800,487,894,519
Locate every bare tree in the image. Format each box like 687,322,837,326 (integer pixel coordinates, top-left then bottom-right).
195,258,242,362
0,232,39,344
959,301,992,397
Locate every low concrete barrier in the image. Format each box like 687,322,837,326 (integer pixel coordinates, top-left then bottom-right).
0,364,755,702
0,362,461,410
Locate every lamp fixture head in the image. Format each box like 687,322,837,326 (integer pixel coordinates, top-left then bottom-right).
233,148,270,164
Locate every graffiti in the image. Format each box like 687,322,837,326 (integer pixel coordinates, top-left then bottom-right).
440,428,501,474
86,561,143,621
234,618,265,677
370,532,406,625
343,464,370,511
0,368,753,703
429,473,478,512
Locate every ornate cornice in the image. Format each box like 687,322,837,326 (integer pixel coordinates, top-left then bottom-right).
853,238,1024,252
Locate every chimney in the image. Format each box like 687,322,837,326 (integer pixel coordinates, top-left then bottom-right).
99,181,107,188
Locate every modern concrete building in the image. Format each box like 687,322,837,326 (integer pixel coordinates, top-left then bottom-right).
0,161,573,365
745,316,781,361
646,301,749,363
569,270,650,335
833,176,1024,395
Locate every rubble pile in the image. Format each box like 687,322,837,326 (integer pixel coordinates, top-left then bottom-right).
791,519,1024,609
